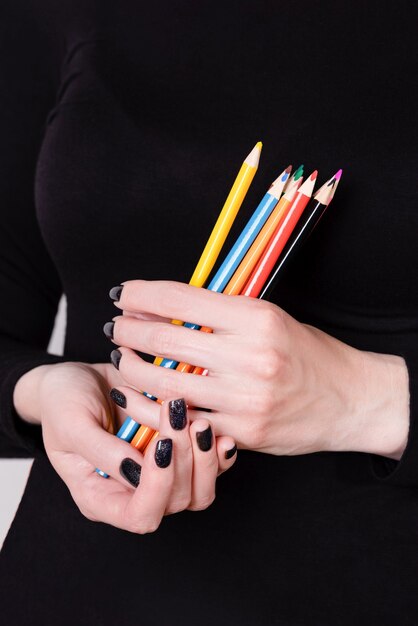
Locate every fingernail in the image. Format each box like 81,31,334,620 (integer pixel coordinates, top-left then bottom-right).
110,388,126,409
109,285,123,302
103,321,115,340
120,458,141,487
110,349,122,370
196,425,213,452
155,439,173,468
225,445,237,460
169,398,187,430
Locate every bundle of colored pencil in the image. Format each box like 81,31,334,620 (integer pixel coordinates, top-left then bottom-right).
97,143,342,474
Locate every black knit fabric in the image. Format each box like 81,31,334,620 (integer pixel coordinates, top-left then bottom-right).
1,1,418,624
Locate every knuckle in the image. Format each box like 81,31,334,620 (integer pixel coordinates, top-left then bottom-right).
242,388,274,419
189,494,216,512
256,392,275,417
243,413,269,449
258,348,283,380
159,371,181,400
113,317,126,343
203,453,219,474
160,282,190,316
150,324,175,356
257,303,284,335
166,496,191,515
127,516,161,535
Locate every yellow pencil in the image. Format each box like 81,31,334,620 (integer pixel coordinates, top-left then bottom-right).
154,141,262,360
130,143,262,450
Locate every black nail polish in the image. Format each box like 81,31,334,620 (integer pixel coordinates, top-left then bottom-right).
120,458,141,487
103,321,115,340
110,388,127,409
110,349,122,370
225,445,237,460
155,439,173,468
109,285,123,302
196,425,213,451
169,398,187,430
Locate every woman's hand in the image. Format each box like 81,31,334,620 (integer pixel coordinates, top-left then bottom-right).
13,362,237,532
107,280,410,460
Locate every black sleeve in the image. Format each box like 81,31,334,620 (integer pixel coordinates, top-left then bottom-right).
0,1,65,457
370,357,418,487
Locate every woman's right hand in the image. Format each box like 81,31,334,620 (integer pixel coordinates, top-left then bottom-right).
13,362,237,533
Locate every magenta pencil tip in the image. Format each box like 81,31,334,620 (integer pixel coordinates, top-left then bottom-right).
334,168,343,181
285,165,292,173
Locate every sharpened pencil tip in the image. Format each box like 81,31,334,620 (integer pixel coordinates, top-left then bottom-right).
285,165,292,173
310,170,318,180
334,168,343,181
294,166,304,181
256,141,263,150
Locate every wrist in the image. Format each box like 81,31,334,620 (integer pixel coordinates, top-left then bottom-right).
13,364,57,425
333,349,409,460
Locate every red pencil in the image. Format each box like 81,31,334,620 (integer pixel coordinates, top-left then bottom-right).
241,171,317,298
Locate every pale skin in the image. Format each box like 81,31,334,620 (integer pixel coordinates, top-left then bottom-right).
13,362,237,533
14,279,410,532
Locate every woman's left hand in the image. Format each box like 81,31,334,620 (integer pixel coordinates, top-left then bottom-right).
106,280,410,460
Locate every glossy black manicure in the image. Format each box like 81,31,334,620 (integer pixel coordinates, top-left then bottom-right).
103,321,115,340
225,445,237,460
110,388,127,409
196,425,213,451
169,398,187,430
110,349,122,370
109,285,123,302
155,439,173,468
120,458,141,487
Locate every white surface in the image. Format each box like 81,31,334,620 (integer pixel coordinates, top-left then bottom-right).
0,295,67,550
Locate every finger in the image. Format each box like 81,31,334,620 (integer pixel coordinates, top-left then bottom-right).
122,309,171,324
117,348,244,413
156,398,193,514
64,439,174,533
188,419,218,511
216,436,238,474
115,280,255,332
48,448,135,531
122,434,175,533
56,454,135,530
111,315,225,372
109,384,223,433
65,413,145,489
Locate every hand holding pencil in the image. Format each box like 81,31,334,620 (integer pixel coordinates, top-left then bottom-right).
104,143,348,465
